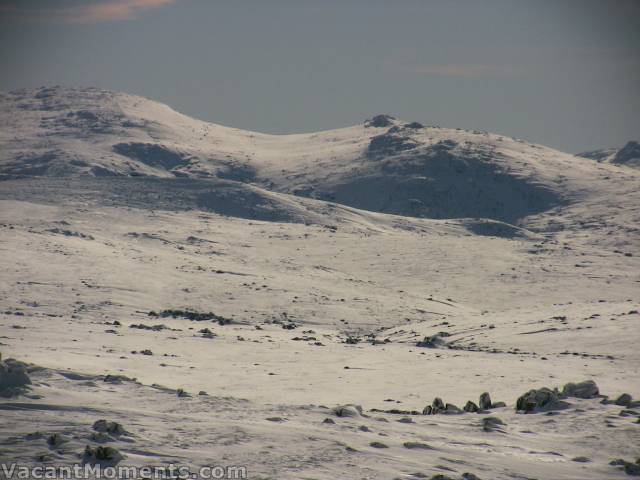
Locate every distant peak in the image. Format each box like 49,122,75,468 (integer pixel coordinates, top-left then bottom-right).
612,140,640,166
364,114,397,128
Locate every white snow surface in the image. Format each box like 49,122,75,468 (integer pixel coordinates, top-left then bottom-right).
0,87,639,479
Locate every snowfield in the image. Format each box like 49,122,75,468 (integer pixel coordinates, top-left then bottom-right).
0,87,639,479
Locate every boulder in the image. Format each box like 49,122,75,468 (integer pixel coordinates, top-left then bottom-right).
562,380,599,399
516,387,566,413
92,420,126,436
479,392,492,410
0,359,32,398
482,417,505,432
615,393,633,407
444,403,463,414
464,401,479,413
332,404,362,418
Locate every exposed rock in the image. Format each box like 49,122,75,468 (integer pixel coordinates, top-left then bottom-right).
615,393,633,407
369,441,388,449
92,420,126,436
47,433,68,447
177,388,190,398
416,334,445,348
103,374,135,384
516,387,567,413
462,474,482,480
364,114,396,128
0,358,32,398
444,403,463,414
403,442,435,450
482,417,505,432
368,132,418,159
82,445,123,466
332,404,363,418
464,401,479,413
479,392,492,410
90,432,114,443
562,380,599,399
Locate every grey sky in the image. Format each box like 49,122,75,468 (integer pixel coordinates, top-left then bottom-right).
1,0,638,153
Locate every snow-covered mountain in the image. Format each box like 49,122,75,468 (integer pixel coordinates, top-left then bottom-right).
578,141,640,169
2,86,638,230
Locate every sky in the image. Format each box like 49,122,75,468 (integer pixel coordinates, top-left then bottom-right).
0,0,638,153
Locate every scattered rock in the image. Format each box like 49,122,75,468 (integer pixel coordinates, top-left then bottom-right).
150,309,232,325
403,442,435,450
92,420,126,436
103,374,135,384
416,334,445,348
47,433,68,447
82,445,123,466
369,441,388,448
322,418,335,424
265,417,286,422
572,456,591,463
90,432,114,444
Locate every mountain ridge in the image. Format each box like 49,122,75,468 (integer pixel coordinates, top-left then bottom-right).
1,86,639,243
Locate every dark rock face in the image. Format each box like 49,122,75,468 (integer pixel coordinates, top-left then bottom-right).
321,139,562,225
113,142,190,170
367,131,419,159
612,141,640,166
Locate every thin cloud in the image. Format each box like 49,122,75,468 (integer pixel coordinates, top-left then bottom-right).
411,64,524,79
0,0,177,24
